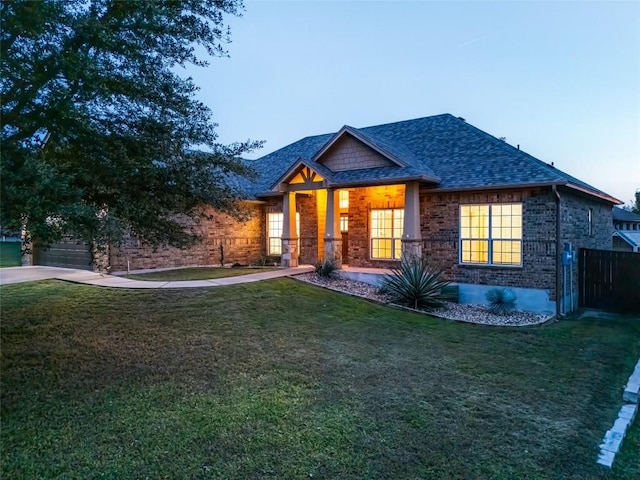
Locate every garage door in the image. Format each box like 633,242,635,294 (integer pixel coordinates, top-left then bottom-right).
0,240,22,267
34,238,93,270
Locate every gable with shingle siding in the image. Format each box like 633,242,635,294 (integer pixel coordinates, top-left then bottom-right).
317,135,397,171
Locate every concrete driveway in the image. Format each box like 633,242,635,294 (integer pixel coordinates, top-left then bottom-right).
0,266,104,285
0,265,314,288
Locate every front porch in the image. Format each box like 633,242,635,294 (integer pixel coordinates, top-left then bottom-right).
270,179,424,270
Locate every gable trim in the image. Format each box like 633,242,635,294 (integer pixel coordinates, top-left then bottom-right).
267,158,331,192
311,125,407,168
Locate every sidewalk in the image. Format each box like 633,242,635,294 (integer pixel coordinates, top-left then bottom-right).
0,265,314,288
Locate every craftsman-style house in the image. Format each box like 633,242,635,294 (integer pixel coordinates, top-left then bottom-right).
33,114,621,314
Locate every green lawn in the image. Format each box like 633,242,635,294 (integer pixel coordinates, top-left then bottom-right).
1,279,638,479
123,266,278,281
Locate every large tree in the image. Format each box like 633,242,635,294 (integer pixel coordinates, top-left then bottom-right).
625,190,640,214
1,0,260,249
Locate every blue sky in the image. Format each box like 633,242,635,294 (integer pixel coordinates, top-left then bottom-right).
187,0,639,205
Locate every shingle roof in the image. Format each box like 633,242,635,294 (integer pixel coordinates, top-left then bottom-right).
613,207,640,222
245,113,620,203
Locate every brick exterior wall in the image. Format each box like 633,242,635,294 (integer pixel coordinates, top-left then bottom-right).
417,188,558,295
109,204,265,272
558,190,614,305
343,185,614,305
298,193,320,265
319,136,395,171
347,185,406,268
106,184,614,310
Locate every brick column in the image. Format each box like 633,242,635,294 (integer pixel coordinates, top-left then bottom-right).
401,181,422,259
281,191,299,267
323,188,342,267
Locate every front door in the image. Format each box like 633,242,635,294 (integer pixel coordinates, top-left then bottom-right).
341,232,349,264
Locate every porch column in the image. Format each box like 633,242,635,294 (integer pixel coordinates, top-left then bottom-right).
402,181,422,259
323,188,342,267
281,191,299,267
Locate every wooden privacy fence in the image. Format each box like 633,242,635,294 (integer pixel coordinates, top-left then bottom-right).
579,248,640,313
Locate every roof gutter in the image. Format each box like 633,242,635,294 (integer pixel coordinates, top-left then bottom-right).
423,181,620,205
553,184,563,318
564,182,623,205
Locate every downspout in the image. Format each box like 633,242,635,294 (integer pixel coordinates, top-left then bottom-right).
553,185,562,317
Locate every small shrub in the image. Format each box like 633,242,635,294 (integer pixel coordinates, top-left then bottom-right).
255,255,279,267
486,287,517,315
381,255,450,309
315,259,337,278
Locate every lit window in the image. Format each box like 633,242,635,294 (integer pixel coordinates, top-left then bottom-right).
266,212,300,255
371,209,403,260
460,204,522,266
588,208,593,236
340,213,348,232
339,190,349,209
267,213,283,255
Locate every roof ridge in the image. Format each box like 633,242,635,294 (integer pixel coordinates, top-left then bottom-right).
452,117,618,199
356,113,455,131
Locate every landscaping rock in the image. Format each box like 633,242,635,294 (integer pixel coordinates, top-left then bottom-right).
597,449,615,468
295,273,549,326
619,403,638,422
623,360,640,403
599,429,624,454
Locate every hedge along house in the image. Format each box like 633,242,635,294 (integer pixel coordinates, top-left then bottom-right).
41,114,620,315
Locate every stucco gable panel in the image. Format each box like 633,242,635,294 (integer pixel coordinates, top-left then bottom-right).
318,136,398,172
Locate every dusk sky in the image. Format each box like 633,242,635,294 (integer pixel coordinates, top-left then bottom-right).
186,1,640,206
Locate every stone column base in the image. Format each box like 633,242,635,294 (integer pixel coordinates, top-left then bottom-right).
92,242,110,273
401,239,423,259
21,228,33,266
281,238,299,267
323,237,343,268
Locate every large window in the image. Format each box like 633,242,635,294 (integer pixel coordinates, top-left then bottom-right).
371,209,404,260
267,212,300,255
460,203,522,266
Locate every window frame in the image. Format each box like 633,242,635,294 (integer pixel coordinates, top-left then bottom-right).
266,212,300,256
459,203,523,267
340,213,348,233
370,208,404,260
339,190,349,210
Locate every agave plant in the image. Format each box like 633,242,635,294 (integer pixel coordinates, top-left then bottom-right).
486,287,517,315
381,255,450,309
314,258,338,278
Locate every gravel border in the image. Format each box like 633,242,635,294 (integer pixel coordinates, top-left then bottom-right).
294,273,555,327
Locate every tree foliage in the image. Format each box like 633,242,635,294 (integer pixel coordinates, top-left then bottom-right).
1,0,261,248
623,190,640,214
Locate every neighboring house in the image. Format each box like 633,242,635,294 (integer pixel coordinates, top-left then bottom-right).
31,114,621,314
612,207,640,252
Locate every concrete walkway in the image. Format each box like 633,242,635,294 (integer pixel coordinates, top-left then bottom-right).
0,265,314,289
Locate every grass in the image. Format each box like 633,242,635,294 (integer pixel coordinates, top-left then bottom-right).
1,279,639,479
123,266,278,281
